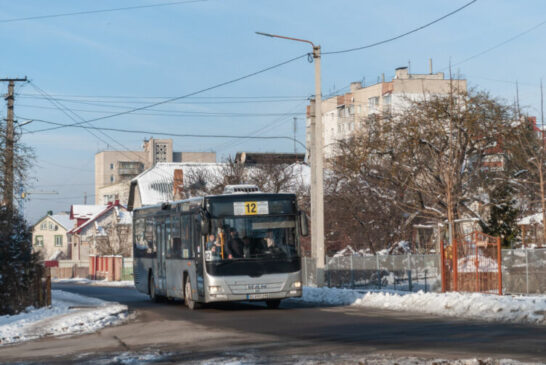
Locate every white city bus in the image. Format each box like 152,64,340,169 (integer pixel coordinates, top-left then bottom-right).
132,185,308,309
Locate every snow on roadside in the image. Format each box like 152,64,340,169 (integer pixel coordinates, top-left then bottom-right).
0,290,130,345
290,287,546,325
53,278,135,287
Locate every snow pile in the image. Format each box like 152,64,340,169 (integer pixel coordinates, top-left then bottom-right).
292,287,546,325
0,290,129,345
53,278,135,287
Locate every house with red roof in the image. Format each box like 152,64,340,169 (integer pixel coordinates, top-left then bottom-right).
68,201,133,261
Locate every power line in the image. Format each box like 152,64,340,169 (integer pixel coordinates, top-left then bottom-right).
323,0,477,55
28,52,309,134
18,93,307,100
0,0,206,24
445,18,546,69
29,82,149,165
16,103,305,118
21,117,307,149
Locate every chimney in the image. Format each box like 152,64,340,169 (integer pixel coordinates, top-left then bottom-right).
350,81,362,92
394,67,409,79
173,169,184,200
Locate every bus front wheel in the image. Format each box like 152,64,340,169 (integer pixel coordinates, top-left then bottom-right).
184,278,201,310
149,275,160,303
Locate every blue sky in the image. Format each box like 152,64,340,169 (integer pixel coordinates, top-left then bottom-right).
1,0,545,222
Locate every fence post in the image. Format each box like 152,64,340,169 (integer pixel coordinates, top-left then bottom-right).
407,270,412,292
453,237,458,292
496,237,502,295
376,254,381,289
525,247,529,294
327,258,331,287
350,255,355,289
424,269,428,293
440,240,446,292
302,257,307,286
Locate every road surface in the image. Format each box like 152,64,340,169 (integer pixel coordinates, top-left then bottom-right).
0,283,545,364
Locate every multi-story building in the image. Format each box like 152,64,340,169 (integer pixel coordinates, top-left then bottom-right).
307,67,467,158
95,138,216,205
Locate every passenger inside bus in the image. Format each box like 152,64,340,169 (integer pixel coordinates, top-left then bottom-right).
226,228,244,259
206,234,221,258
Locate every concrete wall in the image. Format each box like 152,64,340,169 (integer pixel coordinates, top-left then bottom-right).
98,180,131,206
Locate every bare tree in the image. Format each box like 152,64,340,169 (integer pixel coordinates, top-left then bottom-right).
503,116,546,244
94,220,132,257
331,88,515,243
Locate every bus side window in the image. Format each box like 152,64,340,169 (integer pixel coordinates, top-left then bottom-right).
145,217,154,256
193,214,201,255
172,215,181,258
166,216,172,257
134,218,146,257
181,215,192,258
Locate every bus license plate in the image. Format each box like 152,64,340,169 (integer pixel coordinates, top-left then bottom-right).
247,293,270,300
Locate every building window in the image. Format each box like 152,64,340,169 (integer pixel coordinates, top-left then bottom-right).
110,175,114,183
368,96,379,109
40,222,47,230
48,222,56,231
55,235,63,247
35,235,44,247
110,163,114,170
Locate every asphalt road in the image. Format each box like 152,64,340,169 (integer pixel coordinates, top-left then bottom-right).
1,283,545,364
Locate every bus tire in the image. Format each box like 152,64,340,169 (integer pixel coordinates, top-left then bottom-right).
266,299,281,309
149,274,161,303
184,277,201,310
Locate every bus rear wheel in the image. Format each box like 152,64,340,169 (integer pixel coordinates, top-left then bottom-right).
184,278,201,310
266,299,281,309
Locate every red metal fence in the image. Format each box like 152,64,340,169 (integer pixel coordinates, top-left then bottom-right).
441,231,502,295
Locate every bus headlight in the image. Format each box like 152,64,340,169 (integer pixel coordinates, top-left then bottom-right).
209,286,223,294
291,281,302,289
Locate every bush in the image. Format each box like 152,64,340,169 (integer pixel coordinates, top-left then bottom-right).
0,207,44,315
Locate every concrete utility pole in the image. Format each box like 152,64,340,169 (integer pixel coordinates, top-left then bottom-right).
1,77,27,212
256,33,325,285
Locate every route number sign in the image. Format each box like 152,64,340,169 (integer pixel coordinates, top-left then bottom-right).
234,201,269,215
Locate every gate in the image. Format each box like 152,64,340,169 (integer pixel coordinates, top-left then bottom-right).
441,231,502,295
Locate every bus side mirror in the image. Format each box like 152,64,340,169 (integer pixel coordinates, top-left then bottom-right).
299,211,309,237
200,212,210,235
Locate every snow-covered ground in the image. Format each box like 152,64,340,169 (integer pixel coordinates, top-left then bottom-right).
53,277,135,287
0,290,130,345
288,287,546,325
75,350,543,365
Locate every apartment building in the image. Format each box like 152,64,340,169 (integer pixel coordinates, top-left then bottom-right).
95,138,216,204
307,67,467,158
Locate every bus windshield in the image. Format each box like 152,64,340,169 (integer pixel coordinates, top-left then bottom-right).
205,216,298,261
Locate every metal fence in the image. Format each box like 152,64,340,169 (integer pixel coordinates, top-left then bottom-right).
303,255,440,293
303,248,546,295
502,248,546,294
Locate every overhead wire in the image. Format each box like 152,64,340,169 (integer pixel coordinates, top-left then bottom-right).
29,82,149,165
28,53,309,134
0,0,206,24
21,117,306,149
322,0,478,55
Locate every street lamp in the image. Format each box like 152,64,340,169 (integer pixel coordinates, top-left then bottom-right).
256,32,325,285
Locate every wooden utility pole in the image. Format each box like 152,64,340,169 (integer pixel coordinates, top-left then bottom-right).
1,77,28,212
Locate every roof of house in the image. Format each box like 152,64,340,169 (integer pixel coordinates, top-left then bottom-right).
131,162,311,207
69,203,131,234
70,204,107,220
132,162,225,206
517,213,543,226
33,212,74,231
